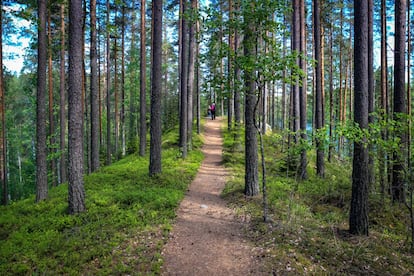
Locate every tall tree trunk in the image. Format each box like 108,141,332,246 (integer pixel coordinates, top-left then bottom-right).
380,0,388,197
299,0,307,180
128,0,137,154
139,0,147,157
36,0,48,202
60,3,67,184
281,0,287,131
114,39,119,159
314,0,324,177
368,0,375,186
350,0,369,236
179,0,189,158
227,0,233,130
292,0,300,136
106,0,111,165
187,0,197,150
0,0,7,205
407,0,411,187
68,0,86,214
328,23,334,162
149,0,163,175
48,9,56,186
90,0,100,172
243,2,259,196
338,8,344,158
121,2,126,156
233,0,241,126
392,0,407,203
196,18,201,134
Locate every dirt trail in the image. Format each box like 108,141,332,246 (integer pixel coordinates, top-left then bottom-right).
161,118,262,276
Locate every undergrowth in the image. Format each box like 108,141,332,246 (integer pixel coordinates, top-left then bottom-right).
0,128,204,275
222,127,414,275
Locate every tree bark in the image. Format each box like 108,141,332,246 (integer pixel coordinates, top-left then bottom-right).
68,0,86,214
314,0,324,178
149,0,163,175
179,0,189,158
349,0,369,236
187,0,197,150
243,3,259,196
121,2,126,156
392,0,407,203
299,0,307,180
379,0,388,197
90,0,100,172
139,0,147,157
48,9,56,186
368,0,375,186
60,3,67,184
0,0,7,205
106,0,111,165
36,0,48,202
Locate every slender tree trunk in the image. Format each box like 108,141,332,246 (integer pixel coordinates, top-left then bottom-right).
196,19,201,134
299,0,307,180
179,0,189,158
48,10,56,186
106,0,111,165
292,0,300,136
380,0,388,197
406,0,411,189
314,0,324,177
187,0,197,150
350,0,369,236
0,0,7,205
36,0,48,202
114,39,119,159
227,0,233,130
60,3,67,184
281,9,287,131
68,0,86,214
90,0,100,172
234,1,241,126
243,2,259,196
121,2,126,156
338,8,344,158
392,0,407,203
128,0,137,153
139,0,147,157
368,0,375,186
328,23,334,162
149,0,163,175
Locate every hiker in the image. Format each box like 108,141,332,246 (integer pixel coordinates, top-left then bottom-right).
210,102,216,120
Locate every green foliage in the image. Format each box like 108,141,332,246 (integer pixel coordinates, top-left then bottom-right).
222,128,414,274
0,134,203,275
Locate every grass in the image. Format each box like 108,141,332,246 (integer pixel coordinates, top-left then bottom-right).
0,128,204,275
222,126,414,275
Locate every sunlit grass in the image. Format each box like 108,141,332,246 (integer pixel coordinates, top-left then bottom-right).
0,129,204,275
222,127,414,274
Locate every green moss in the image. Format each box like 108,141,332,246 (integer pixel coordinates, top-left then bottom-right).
0,129,204,275
222,129,414,275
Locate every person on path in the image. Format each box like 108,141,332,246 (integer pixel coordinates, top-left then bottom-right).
210,102,216,120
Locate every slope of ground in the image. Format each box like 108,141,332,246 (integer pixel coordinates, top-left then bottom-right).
161,118,264,275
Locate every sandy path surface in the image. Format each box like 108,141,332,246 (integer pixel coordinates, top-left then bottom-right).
161,118,261,276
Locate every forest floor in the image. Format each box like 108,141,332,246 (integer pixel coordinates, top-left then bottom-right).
161,118,265,275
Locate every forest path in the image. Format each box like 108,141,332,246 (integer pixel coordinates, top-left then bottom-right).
161,117,262,275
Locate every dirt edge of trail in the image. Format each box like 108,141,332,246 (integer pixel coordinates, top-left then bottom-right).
161,117,265,275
